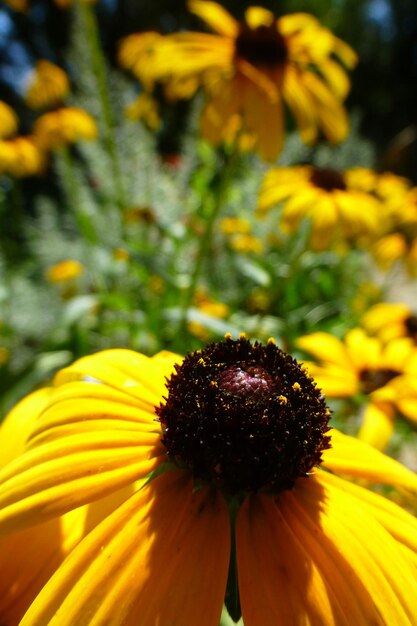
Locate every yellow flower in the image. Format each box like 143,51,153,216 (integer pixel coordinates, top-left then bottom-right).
25,60,70,110
0,101,19,139
298,328,417,449
371,187,417,276
118,1,357,160
0,136,46,178
2,0,28,11
258,165,382,250
1,337,417,625
188,288,229,340
33,107,97,151
113,248,129,263
229,232,264,254
362,302,417,343
125,93,160,130
45,259,84,284
219,216,252,235
220,216,263,253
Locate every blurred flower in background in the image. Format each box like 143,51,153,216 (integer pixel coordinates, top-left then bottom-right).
257,165,382,250
298,328,417,449
119,0,357,160
25,60,70,111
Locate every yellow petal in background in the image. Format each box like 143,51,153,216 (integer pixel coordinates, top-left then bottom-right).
357,403,395,451
188,0,238,38
244,7,274,29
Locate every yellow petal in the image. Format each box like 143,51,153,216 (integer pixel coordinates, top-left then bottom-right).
244,7,274,29
295,473,417,625
323,428,417,493
54,348,180,406
0,388,51,468
297,332,352,369
188,0,238,37
319,470,417,556
344,327,380,370
237,493,357,625
20,472,230,626
357,402,395,450
0,429,163,534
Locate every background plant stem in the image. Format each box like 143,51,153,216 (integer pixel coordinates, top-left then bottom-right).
176,145,239,345
78,1,126,216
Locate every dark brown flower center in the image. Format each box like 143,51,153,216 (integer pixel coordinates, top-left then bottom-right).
235,23,288,67
310,167,347,191
359,368,399,394
405,314,417,339
156,335,331,496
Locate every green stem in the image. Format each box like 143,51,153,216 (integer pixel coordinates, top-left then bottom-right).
177,146,239,344
59,145,97,245
78,1,126,213
59,146,108,293
223,496,243,623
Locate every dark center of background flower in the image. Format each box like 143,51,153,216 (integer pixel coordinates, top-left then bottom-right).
235,23,288,67
405,314,417,339
359,367,399,394
156,335,331,495
310,167,347,191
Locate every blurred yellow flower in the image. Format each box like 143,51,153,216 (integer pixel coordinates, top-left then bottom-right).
0,101,19,139
362,302,417,343
258,165,382,250
45,259,84,283
0,347,10,366
119,1,357,160
229,233,264,254
125,93,161,130
371,188,417,275
33,107,98,151
0,136,46,178
113,248,130,263
219,216,251,235
2,0,28,11
188,288,229,340
25,60,70,110
298,328,417,449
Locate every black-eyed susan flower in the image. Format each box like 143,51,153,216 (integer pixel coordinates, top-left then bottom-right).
257,165,382,249
298,328,417,450
0,136,46,178
1,336,417,625
0,101,18,139
362,302,417,343
32,107,97,151
25,60,70,111
118,1,357,161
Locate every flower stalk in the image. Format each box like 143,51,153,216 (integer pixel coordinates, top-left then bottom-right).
78,1,126,214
